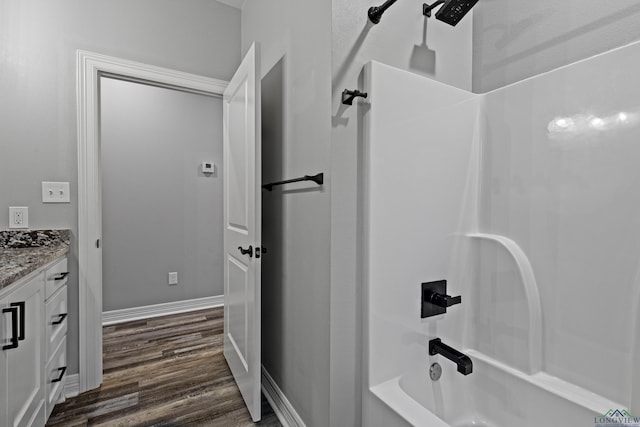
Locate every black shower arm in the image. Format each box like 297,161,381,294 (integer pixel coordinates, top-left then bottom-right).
368,0,398,24
369,0,452,24
423,1,446,17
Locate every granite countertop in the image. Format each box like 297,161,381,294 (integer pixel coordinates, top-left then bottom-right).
0,230,71,290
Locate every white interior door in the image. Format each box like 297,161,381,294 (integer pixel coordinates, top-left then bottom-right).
223,43,262,422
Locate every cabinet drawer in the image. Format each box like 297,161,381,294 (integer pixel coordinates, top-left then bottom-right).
45,286,67,360
44,258,68,300
45,337,67,420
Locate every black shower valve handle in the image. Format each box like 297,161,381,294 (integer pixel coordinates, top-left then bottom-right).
429,292,461,308
421,280,462,318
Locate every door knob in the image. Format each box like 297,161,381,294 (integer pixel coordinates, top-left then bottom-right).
238,245,253,258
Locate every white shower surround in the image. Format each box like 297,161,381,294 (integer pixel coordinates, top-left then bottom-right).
363,39,640,426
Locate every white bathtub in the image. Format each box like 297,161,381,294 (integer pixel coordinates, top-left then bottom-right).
362,53,640,427
370,350,617,427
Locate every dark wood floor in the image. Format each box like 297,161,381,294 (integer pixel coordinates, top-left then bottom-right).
47,307,281,427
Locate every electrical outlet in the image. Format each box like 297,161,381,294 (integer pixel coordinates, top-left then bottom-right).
168,272,178,285
42,182,70,203
9,207,28,229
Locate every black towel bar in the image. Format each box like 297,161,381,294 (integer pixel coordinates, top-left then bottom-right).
263,173,324,191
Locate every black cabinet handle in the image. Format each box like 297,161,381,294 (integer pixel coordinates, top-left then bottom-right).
52,313,68,326
2,307,19,350
238,245,253,258
51,366,67,383
53,272,69,281
9,301,25,341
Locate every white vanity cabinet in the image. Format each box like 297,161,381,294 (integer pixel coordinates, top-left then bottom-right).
0,255,68,427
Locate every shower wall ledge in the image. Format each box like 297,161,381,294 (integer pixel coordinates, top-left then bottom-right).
465,233,542,374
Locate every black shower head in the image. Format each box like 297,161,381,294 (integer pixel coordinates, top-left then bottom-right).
423,0,479,26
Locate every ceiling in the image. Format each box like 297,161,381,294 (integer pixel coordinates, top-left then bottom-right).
216,0,245,9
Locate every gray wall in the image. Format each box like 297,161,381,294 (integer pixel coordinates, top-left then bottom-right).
0,0,240,375
472,0,640,92
330,2,473,426
242,2,333,426
101,78,223,311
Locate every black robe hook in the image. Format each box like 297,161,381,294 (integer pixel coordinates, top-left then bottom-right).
342,89,368,105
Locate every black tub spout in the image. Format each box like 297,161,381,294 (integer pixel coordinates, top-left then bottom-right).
429,338,473,375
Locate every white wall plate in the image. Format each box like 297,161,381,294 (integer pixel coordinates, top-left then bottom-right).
42,182,70,203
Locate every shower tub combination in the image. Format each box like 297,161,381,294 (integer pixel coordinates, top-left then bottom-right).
362,40,640,426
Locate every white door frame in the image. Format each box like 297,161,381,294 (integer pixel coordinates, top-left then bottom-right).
76,50,228,392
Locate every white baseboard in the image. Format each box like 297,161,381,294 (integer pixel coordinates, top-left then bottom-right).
102,295,224,325
261,366,306,427
64,373,80,399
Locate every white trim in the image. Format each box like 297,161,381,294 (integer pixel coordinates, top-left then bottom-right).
63,374,80,399
76,50,228,395
261,366,306,427
103,295,224,325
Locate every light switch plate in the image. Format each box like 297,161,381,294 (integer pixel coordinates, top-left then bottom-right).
42,182,70,203
9,207,28,229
